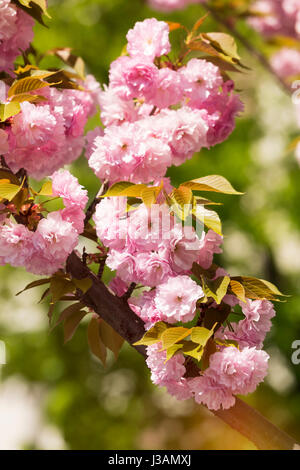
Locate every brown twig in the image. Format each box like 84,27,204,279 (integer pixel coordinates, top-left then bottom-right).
84,179,109,226
202,3,291,95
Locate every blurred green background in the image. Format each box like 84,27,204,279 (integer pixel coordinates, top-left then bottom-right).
0,0,300,450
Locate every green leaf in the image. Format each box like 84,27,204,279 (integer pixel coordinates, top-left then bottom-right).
165,344,183,362
202,276,230,304
64,309,87,343
0,181,22,202
231,276,286,301
0,102,21,122
102,182,135,197
15,0,51,25
171,186,193,207
181,175,243,195
72,277,93,294
48,48,85,79
38,181,53,196
8,76,51,98
190,326,214,346
192,206,222,235
181,341,204,362
161,327,192,350
141,187,158,207
133,321,168,346
215,338,239,348
16,278,51,296
10,93,47,104
87,317,107,366
204,33,240,61
18,0,50,16
99,320,124,360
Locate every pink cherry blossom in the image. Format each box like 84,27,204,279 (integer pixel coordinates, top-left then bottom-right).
51,170,88,210
206,346,269,395
0,1,34,73
154,275,203,323
189,376,236,410
126,18,171,60
109,56,158,101
198,229,223,269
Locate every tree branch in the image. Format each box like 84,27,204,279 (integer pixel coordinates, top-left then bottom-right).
202,3,291,95
84,179,109,226
213,397,299,450
66,250,299,450
66,251,146,357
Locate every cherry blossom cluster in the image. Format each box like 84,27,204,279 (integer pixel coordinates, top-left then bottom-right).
145,297,273,410
0,9,278,413
0,77,101,180
0,170,88,275
87,18,243,184
0,0,34,73
94,192,222,322
93,190,274,410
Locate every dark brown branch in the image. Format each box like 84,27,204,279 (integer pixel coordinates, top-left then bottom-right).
66,250,299,449
66,251,146,357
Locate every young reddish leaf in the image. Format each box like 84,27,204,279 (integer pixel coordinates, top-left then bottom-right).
87,317,107,366
50,276,75,303
231,276,286,301
192,13,210,32
99,320,124,360
64,309,87,343
16,278,51,296
166,21,184,32
171,186,193,208
230,279,246,303
141,187,157,207
52,302,85,330
10,93,47,104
